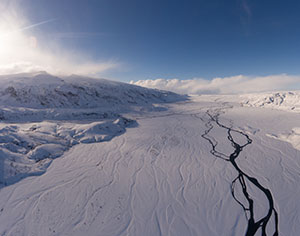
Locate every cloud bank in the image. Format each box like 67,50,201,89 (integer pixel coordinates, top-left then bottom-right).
0,1,117,76
131,75,300,95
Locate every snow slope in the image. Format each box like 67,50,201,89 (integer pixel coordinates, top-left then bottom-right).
0,72,183,109
0,72,185,187
0,117,137,187
241,91,300,113
0,75,299,235
0,72,184,121
266,127,300,151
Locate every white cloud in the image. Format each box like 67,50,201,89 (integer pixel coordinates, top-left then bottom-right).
0,62,44,74
131,75,300,94
0,2,118,76
241,0,252,18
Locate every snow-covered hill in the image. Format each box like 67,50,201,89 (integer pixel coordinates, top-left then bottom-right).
241,91,300,113
0,72,184,121
0,72,186,187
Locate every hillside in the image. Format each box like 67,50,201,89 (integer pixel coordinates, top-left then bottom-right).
0,72,185,121
0,72,186,187
241,91,300,113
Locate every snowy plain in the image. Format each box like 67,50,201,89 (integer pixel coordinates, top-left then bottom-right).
0,73,299,236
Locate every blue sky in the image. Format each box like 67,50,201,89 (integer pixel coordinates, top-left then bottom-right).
2,0,300,82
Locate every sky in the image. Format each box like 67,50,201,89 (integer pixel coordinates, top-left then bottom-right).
0,0,300,93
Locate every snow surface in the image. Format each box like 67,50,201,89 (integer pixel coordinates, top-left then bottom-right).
0,72,184,121
0,118,137,187
0,73,299,235
0,72,184,187
241,91,300,113
267,127,300,151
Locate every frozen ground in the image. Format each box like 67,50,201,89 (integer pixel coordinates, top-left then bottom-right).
0,73,299,235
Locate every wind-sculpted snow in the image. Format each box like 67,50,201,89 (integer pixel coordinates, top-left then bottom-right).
241,91,300,113
267,127,300,151
0,117,136,187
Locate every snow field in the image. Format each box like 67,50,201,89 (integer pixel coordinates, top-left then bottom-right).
0,73,299,235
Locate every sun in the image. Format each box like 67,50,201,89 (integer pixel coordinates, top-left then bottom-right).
0,24,35,65
0,2,117,76
0,9,50,74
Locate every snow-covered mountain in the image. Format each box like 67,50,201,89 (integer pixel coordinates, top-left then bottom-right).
0,72,183,109
0,72,185,121
241,91,300,113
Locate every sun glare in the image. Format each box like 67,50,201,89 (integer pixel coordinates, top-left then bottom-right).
0,5,39,72
0,3,117,76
